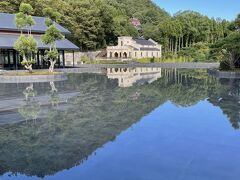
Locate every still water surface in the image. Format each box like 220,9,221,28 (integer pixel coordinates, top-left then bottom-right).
0,68,240,180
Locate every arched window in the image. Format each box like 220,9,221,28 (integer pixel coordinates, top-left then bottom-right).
123,52,127,58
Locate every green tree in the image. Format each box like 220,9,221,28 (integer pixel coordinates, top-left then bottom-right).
210,14,240,69
211,32,240,69
14,3,37,73
41,7,64,73
1,0,233,56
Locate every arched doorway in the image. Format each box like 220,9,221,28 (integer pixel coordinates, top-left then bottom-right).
114,52,119,58
123,52,127,58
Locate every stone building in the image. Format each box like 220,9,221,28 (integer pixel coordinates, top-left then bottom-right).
106,36,162,60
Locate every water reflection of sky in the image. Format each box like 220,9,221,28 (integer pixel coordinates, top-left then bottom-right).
40,101,240,180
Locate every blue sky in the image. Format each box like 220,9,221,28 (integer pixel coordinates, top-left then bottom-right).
153,0,240,21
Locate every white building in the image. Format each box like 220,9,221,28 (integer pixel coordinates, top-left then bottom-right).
106,67,162,87
106,36,162,60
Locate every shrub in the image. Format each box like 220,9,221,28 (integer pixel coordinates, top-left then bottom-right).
80,55,91,64
219,60,231,71
150,57,155,63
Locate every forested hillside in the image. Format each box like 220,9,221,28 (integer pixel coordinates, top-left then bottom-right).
0,0,169,50
0,0,237,62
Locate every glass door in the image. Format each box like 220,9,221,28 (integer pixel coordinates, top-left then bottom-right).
3,50,9,69
9,50,14,70
0,50,3,69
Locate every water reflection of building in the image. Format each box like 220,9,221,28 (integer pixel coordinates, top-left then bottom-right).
0,82,79,125
0,72,240,178
106,67,162,87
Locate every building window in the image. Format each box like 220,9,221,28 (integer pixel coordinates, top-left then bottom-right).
141,52,143,57
146,52,148,57
121,41,123,46
152,52,154,56
135,52,137,57
9,50,14,65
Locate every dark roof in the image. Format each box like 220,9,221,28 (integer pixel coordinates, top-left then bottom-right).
135,38,156,46
140,47,160,51
0,13,70,34
0,34,79,50
128,45,139,51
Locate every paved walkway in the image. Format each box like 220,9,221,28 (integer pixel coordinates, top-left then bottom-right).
2,63,219,74
56,63,219,74
208,69,240,79
75,62,219,69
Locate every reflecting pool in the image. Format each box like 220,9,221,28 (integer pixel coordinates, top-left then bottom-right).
0,68,240,180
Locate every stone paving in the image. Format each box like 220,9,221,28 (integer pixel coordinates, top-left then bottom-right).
1,63,219,75
208,69,240,79
76,62,219,69
0,73,67,83
57,62,219,74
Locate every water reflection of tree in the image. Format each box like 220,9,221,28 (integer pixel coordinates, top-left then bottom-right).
0,72,240,178
49,82,60,107
208,78,240,129
162,70,240,129
18,83,40,122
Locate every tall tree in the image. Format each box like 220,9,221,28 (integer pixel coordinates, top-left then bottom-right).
210,14,240,69
41,7,64,73
14,3,37,72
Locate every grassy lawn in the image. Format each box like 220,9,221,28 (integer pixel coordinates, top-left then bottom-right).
85,58,196,64
84,59,129,64
82,58,192,64
134,57,194,64
79,55,216,65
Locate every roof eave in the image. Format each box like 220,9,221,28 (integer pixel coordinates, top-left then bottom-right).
0,47,80,51
0,28,70,35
